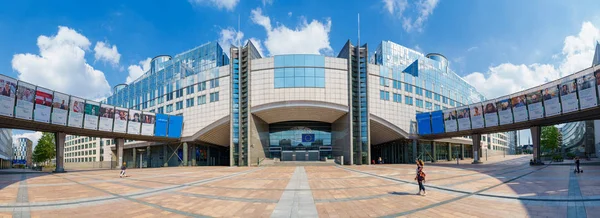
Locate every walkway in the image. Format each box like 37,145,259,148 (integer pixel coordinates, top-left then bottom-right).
0,156,598,217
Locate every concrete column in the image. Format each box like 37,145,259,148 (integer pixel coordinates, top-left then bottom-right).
54,132,66,173
132,148,137,168
163,145,168,167
146,146,151,168
431,142,437,162
191,145,197,166
403,144,409,163
448,143,452,161
530,126,542,164
472,134,482,164
116,138,124,169
461,144,465,160
182,142,188,166
412,140,417,163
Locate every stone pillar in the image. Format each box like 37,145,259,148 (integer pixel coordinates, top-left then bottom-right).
472,134,482,164
163,145,168,167
182,142,188,167
54,132,66,173
412,140,417,163
132,148,137,168
116,138,124,168
431,142,437,162
530,126,542,164
146,146,151,168
461,144,465,160
191,145,197,166
448,143,452,161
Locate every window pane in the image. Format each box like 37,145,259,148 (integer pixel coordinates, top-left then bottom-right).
295,77,305,87
285,68,294,77
305,55,315,66
315,68,325,77
305,68,315,77
285,77,295,87
275,78,285,88
274,56,285,67
295,54,305,66
315,77,325,87
305,77,315,87
294,68,305,77
275,69,285,78
284,55,294,66
314,56,325,67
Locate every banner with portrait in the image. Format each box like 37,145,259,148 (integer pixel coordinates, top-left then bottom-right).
33,87,53,123
496,97,513,125
98,104,114,132
511,93,528,123
83,100,100,130
0,75,17,117
141,112,156,136
559,78,579,113
51,92,69,125
113,107,128,133
470,103,485,129
68,96,84,128
127,109,142,134
527,90,544,120
443,108,458,132
483,100,498,127
456,106,471,131
578,69,598,109
542,83,561,117
15,81,36,120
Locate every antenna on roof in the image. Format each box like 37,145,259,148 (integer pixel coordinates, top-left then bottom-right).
238,14,241,47
357,13,360,46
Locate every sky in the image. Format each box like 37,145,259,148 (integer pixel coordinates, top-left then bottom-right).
2,0,600,146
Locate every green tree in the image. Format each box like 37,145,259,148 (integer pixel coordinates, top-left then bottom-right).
32,132,56,165
541,126,560,153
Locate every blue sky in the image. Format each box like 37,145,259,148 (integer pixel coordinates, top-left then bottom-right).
3,0,600,145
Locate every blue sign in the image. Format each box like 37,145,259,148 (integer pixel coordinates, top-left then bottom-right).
431,110,445,134
302,134,315,142
12,159,26,165
416,112,432,135
167,115,183,138
155,114,169,137
404,59,419,77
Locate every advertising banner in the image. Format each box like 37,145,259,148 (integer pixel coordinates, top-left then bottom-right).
155,114,169,137
168,115,183,138
416,113,432,135
51,92,69,125
443,109,458,132
83,101,100,130
68,96,84,128
98,104,114,132
483,100,498,127
470,104,485,129
456,106,471,131
127,109,142,134
559,78,579,113
15,81,35,120
579,69,598,109
496,97,513,125
430,110,445,134
113,107,128,133
527,90,544,120
511,94,528,123
141,112,156,136
542,84,561,117
0,75,17,117
33,87,53,123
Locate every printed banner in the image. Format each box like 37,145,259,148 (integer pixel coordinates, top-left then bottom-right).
113,107,128,133
416,113,432,135
51,92,69,125
559,79,579,113
470,104,484,129
154,114,169,137
127,109,141,134
83,101,100,130
15,81,35,120
67,96,84,128
511,94,528,123
444,109,458,132
0,75,17,117
542,85,561,117
141,112,156,136
496,98,513,125
483,100,498,127
579,70,598,109
456,107,471,131
33,87,53,123
98,104,114,132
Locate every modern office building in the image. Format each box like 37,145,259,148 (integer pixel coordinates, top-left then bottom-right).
13,137,32,167
0,129,12,169
104,39,508,166
64,135,104,163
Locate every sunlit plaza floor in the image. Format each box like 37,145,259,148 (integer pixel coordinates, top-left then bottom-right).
0,155,597,218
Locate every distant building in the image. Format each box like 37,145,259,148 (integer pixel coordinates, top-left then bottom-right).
13,137,32,167
0,129,12,169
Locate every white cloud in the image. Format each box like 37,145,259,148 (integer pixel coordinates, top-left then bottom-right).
93,41,121,66
467,46,478,52
247,37,265,57
383,0,408,15
250,8,333,56
218,27,244,56
126,58,152,84
12,26,112,100
188,0,239,11
262,0,274,6
463,21,600,99
13,131,43,151
288,12,292,17
383,0,438,33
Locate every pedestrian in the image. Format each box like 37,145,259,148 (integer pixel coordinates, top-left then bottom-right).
415,159,427,196
575,156,581,173
378,157,383,164
120,162,127,178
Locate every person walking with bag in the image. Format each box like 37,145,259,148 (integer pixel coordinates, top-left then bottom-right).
120,162,128,178
415,159,427,196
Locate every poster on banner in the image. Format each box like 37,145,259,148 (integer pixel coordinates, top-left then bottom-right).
154,114,168,137
68,97,84,128
416,113,432,135
83,101,100,130
496,97,513,125
579,70,598,109
511,94,528,123
141,112,156,136
113,107,128,133
443,109,458,132
456,107,471,131
483,100,498,127
470,104,485,129
15,81,35,120
0,75,17,117
98,104,114,132
527,90,544,120
33,87,52,123
542,85,561,117
51,92,69,125
559,79,579,113
431,111,445,134
127,109,141,134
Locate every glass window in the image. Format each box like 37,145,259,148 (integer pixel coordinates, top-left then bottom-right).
210,78,219,88
275,67,325,88
434,93,441,102
186,98,194,108
393,93,402,103
416,99,424,108
405,96,413,105
380,78,389,87
198,81,206,91
166,104,173,113
425,90,432,99
210,92,220,102
450,99,455,106
197,95,206,105
405,84,413,93
425,101,433,110
275,69,284,78
157,107,164,114
434,104,441,110
176,101,183,110
415,87,423,96
186,86,194,95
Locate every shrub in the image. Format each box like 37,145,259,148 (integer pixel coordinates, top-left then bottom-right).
552,154,563,162
567,153,576,159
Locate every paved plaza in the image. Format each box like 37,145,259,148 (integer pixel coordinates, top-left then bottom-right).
0,155,598,218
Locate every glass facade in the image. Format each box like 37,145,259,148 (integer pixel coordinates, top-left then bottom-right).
274,55,326,88
269,121,332,148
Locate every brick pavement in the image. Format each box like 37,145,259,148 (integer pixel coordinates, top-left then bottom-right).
0,155,598,217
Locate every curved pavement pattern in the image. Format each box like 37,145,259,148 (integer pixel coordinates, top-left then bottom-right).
0,156,598,218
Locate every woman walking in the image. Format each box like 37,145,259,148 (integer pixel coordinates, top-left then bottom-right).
415,159,427,196
120,162,127,178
